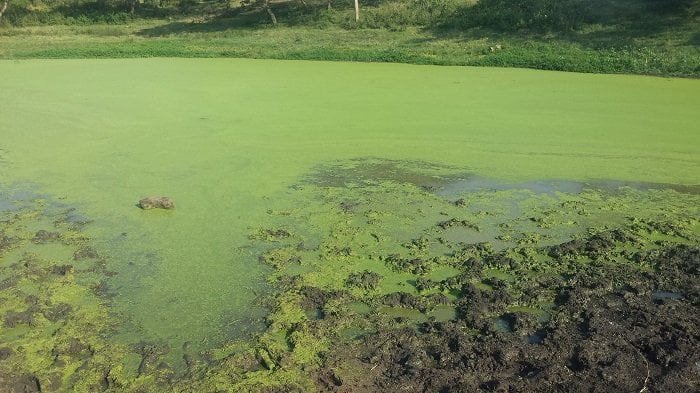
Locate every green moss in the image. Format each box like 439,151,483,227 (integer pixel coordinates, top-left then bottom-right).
289,327,330,368
268,293,308,330
0,194,148,392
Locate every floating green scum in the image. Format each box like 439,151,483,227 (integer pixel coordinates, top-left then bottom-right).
0,59,698,391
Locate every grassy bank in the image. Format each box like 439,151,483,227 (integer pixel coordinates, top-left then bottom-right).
1,0,699,77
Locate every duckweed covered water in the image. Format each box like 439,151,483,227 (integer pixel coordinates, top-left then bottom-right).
1,59,699,391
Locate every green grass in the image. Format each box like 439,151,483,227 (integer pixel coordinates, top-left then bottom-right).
1,9,698,77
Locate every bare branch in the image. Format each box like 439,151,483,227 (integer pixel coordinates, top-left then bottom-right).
264,0,276,25
628,341,651,393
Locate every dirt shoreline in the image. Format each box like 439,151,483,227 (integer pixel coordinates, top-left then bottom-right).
249,159,700,392
310,243,699,392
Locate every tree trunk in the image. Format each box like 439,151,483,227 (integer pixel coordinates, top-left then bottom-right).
0,0,9,23
354,0,359,22
264,0,277,25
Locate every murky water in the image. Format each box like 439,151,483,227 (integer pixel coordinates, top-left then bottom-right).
1,59,699,378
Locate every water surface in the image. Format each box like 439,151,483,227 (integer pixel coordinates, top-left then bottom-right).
1,58,699,363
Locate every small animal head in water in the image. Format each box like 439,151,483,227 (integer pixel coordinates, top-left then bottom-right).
157,197,175,209
139,196,175,210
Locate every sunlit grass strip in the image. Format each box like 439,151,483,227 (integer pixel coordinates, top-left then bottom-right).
1,22,699,77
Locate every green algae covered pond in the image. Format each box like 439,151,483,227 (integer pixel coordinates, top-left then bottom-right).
1,59,699,392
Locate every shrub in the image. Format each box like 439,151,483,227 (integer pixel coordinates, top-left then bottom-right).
452,0,593,32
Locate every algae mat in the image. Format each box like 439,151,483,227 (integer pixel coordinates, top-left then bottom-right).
0,59,699,391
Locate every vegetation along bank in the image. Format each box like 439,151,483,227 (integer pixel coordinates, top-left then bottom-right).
1,0,699,76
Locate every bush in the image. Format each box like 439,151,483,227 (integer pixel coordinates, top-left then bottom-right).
452,0,593,32
336,0,464,29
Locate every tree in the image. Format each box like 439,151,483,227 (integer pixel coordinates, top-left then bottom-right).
263,0,276,24
0,0,9,23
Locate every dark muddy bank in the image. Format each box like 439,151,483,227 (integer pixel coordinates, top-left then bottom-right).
313,243,699,392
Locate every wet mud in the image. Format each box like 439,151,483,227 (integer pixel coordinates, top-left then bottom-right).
299,158,469,191
315,244,699,392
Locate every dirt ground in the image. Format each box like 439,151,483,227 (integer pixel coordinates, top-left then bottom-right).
313,243,699,393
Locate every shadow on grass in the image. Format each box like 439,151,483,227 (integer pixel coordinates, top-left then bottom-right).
137,6,273,36
135,0,699,52
429,0,700,49
136,0,358,36
689,31,700,45
136,18,258,37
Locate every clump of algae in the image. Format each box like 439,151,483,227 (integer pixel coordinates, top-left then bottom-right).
0,189,163,392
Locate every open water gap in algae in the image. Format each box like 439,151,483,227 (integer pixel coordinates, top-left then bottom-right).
1,59,699,391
